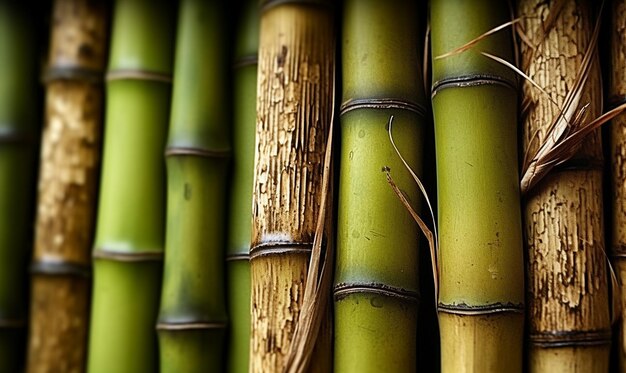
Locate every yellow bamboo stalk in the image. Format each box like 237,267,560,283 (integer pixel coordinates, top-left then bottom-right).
250,1,334,372
518,1,610,371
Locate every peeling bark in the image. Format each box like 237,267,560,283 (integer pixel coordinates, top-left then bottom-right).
250,3,334,372
518,1,610,371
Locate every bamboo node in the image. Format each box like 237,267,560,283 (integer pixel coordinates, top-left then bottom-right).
333,283,419,303
106,69,172,83
156,321,228,331
340,97,427,118
529,329,613,347
438,302,524,315
431,74,516,97
30,260,91,277
92,248,163,262
249,242,312,260
42,66,103,84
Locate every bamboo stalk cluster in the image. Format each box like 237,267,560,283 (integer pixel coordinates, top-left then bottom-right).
3,0,626,372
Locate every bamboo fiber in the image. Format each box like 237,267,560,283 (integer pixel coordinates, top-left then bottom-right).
609,0,626,370
334,0,426,372
26,1,108,372
156,1,229,371
87,0,175,372
226,0,258,371
250,0,334,371
518,1,610,371
0,4,38,372
430,0,525,371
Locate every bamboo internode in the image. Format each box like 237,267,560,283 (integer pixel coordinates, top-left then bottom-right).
250,0,334,371
334,0,426,371
518,1,610,371
87,1,175,372
0,4,38,371
26,1,107,371
227,0,258,371
431,0,525,371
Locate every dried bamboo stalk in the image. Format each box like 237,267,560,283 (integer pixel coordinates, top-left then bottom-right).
518,1,611,371
250,1,334,371
609,0,626,370
26,1,107,371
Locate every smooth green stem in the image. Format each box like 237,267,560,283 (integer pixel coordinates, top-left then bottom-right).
88,1,175,372
157,1,229,372
226,0,258,371
334,0,426,372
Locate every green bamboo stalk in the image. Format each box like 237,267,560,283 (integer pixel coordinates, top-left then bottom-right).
156,1,229,371
334,0,426,372
226,0,258,371
430,0,525,371
87,0,175,372
609,1,626,370
0,4,38,372
250,1,334,371
26,1,108,371
518,1,610,371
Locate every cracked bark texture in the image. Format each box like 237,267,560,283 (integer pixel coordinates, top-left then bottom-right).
27,1,107,372
518,1,610,371
250,2,334,372
609,0,626,370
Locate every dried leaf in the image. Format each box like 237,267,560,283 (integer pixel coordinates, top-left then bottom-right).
520,4,606,193
435,18,523,60
284,66,336,373
387,116,439,303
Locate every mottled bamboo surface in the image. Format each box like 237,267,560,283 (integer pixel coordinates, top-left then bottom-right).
518,1,610,371
250,1,334,372
27,1,107,372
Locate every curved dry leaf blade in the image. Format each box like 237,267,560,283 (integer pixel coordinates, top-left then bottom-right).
435,18,523,60
520,3,603,194
385,170,438,304
386,116,439,303
284,67,336,373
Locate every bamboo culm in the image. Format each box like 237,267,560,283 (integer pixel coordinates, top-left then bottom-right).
26,1,108,371
226,0,259,371
609,0,626,370
87,0,175,372
156,1,229,372
334,0,426,372
0,4,38,372
250,0,335,371
518,1,610,371
431,0,525,371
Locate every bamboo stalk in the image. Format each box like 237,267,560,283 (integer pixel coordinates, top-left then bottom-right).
250,1,334,371
430,0,525,371
0,4,38,372
609,1,626,370
334,0,426,371
26,1,108,371
87,0,175,372
226,0,258,371
517,1,610,371
156,1,229,371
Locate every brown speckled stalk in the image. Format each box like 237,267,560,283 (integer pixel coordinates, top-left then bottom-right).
26,1,107,372
518,1,610,371
250,1,334,372
609,0,626,370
